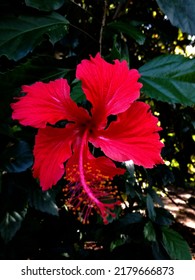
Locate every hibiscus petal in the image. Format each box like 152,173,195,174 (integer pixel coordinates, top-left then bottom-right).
66,147,125,179
76,53,142,119
11,78,88,128
33,125,76,190
89,102,164,168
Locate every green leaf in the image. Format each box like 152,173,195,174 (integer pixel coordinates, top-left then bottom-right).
147,188,164,207
118,212,143,228
146,193,156,221
3,141,33,173
28,188,59,216
0,209,27,243
71,80,86,103
156,0,195,35
155,207,174,226
105,35,122,62
144,221,156,242
139,55,195,106
162,226,192,259
107,20,146,45
25,0,65,11
110,237,126,252
0,172,2,193
0,12,69,61
0,55,70,94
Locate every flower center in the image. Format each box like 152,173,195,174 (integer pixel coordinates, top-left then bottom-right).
79,119,95,135
63,130,121,224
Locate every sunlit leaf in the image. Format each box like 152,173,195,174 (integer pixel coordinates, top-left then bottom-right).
0,13,69,61
139,55,195,106
156,0,195,35
0,208,27,243
162,226,192,259
25,0,65,11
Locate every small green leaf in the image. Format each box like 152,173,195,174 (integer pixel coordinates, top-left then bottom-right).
162,226,192,259
25,0,65,11
3,141,33,173
139,55,195,106
156,0,195,35
28,188,59,216
146,193,156,221
0,13,69,61
144,221,156,242
110,237,126,252
107,20,145,45
0,208,27,243
71,80,86,103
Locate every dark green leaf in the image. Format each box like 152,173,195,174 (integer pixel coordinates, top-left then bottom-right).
71,80,86,103
162,226,192,259
3,141,33,173
0,13,69,61
118,212,143,228
155,207,174,226
0,172,2,193
152,241,170,260
107,20,146,45
105,35,122,62
156,0,195,35
144,221,156,242
139,55,195,105
147,188,164,207
25,0,65,11
146,193,156,221
0,208,27,243
110,237,127,252
0,55,70,94
28,188,59,216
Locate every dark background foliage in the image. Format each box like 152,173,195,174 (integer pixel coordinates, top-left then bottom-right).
0,0,195,260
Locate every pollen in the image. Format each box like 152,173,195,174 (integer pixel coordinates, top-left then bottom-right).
63,163,121,224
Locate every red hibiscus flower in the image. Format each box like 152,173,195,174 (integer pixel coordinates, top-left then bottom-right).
11,53,164,223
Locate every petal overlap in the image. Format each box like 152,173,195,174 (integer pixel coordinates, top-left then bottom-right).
76,53,142,121
89,102,164,167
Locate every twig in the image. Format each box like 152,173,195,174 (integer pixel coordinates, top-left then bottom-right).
69,23,97,43
99,0,108,54
160,185,195,211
